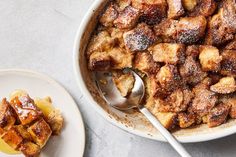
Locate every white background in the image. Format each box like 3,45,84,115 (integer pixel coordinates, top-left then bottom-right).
0,0,236,157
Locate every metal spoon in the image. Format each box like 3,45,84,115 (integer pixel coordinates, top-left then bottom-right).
95,69,191,157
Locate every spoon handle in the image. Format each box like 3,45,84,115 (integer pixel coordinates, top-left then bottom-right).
140,107,191,157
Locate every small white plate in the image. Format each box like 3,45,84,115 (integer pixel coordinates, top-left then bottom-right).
0,69,85,157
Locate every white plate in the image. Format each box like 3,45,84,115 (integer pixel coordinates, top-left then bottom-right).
0,69,85,157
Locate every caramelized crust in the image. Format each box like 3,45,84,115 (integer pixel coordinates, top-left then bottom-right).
208,103,230,127
199,45,222,72
20,142,41,157
178,112,196,128
149,43,185,64
220,50,236,77
189,0,217,17
132,0,167,25
114,6,140,29
133,52,160,75
99,3,119,27
123,23,156,52
0,98,16,130
167,0,185,19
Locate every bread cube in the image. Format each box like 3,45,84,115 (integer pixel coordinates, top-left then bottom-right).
27,119,52,148
149,43,185,65
20,142,41,157
155,112,177,129
133,52,160,75
132,0,167,25
199,45,222,72
112,71,135,97
189,0,217,17
182,0,197,11
208,103,230,127
220,50,236,77
220,96,236,119
0,98,16,130
156,64,181,92
123,23,156,52
10,95,42,125
114,6,140,29
167,0,184,19
2,127,23,150
178,113,196,128
99,3,119,27
210,77,236,94
89,51,112,71
176,16,207,44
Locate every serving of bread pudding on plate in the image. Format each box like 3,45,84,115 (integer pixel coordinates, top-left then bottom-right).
86,0,236,130
0,90,63,157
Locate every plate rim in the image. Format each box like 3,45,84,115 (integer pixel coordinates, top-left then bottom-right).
0,68,86,156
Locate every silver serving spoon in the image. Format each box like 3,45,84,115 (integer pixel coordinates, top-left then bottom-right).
95,69,191,157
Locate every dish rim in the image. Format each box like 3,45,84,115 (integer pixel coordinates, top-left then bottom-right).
72,0,236,143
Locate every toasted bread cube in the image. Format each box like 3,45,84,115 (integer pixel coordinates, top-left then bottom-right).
112,71,135,97
149,43,185,64
108,47,133,69
0,98,16,130
133,52,160,75
178,113,195,128
199,45,222,72
116,0,131,10
87,31,115,56
208,103,230,127
2,127,23,150
99,3,119,27
89,51,112,71
220,96,236,119
205,0,236,46
123,23,156,52
15,125,32,141
10,95,42,125
154,19,178,42
221,50,236,77
114,6,140,29
167,0,184,19
155,112,177,129
28,119,52,148
132,0,167,25
20,142,40,157
149,76,171,98
176,16,207,44
191,78,218,116
182,0,197,11
189,0,217,17
210,77,236,94
156,64,181,92
47,109,64,135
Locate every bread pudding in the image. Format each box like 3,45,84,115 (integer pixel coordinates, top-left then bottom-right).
86,0,236,130
0,90,63,157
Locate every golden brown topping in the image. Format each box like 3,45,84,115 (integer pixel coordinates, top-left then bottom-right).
114,6,140,29
113,71,135,97
210,77,236,94
27,119,52,148
207,103,230,127
221,96,236,119
182,0,197,11
176,16,207,44
149,43,185,65
156,64,181,92
123,23,156,52
155,112,177,129
178,113,196,128
191,78,218,116
167,0,185,19
2,127,23,150
199,45,222,72
133,52,160,75
19,142,40,157
220,50,236,77
10,96,42,126
99,3,119,27
0,99,16,130
132,0,167,25
189,0,217,17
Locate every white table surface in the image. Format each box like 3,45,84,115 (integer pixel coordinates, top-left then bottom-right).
0,1,236,157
